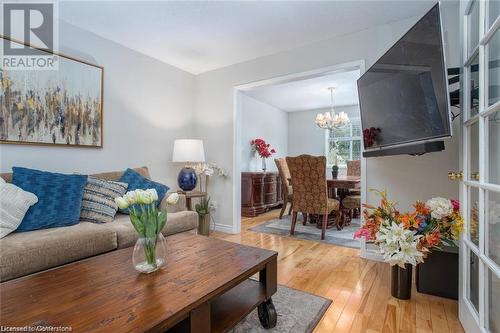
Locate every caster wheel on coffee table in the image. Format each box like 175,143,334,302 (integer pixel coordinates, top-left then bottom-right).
258,298,277,329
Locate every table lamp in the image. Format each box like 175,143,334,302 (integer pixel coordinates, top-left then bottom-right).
172,139,205,191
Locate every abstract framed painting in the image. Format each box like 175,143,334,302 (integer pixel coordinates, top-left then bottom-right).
0,35,103,148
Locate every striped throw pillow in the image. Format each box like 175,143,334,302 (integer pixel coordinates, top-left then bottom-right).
80,177,128,223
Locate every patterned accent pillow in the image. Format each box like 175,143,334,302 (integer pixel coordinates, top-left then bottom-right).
80,177,128,223
118,168,169,214
0,178,38,238
12,167,88,232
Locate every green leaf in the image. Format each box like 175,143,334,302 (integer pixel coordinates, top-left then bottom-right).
144,219,156,238
158,210,167,223
137,209,154,238
157,210,168,232
130,214,145,236
195,197,212,216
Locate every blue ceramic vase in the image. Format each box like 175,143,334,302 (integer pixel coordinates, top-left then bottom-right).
177,167,197,191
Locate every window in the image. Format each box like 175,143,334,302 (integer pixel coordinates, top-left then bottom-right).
326,117,362,167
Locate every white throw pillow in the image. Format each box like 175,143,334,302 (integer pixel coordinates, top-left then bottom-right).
0,178,38,238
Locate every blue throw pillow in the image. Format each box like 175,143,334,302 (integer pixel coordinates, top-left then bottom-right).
12,167,88,232
118,168,169,213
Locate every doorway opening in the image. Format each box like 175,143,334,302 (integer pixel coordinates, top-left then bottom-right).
233,61,370,254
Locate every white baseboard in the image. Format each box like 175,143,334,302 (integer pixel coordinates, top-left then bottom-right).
360,250,384,262
360,240,384,262
212,223,235,234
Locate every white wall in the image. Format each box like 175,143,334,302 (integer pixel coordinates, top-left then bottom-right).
240,94,288,172
193,2,461,231
0,20,195,188
288,105,360,157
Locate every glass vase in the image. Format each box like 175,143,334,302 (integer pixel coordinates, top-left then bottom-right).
262,158,267,172
132,233,167,274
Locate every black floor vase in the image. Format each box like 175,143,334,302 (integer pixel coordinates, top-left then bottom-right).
391,264,412,300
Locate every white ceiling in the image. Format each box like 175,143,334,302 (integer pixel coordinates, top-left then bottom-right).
59,1,441,74
244,69,360,112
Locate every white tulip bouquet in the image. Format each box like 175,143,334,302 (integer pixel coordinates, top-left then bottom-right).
115,189,179,272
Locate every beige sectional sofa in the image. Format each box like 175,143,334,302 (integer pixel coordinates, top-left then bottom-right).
0,167,198,282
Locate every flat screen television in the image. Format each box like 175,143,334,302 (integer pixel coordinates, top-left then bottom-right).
357,3,451,152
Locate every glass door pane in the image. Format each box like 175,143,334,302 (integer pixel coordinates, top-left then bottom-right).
488,31,500,107
470,54,480,117
469,121,480,181
486,190,500,266
469,250,480,312
469,0,480,55
488,270,500,333
489,0,500,29
469,186,480,246
489,111,500,185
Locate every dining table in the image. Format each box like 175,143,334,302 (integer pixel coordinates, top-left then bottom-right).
328,175,361,201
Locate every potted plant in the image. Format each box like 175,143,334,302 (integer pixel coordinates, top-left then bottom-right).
195,197,212,236
115,190,179,273
192,162,226,235
330,146,344,178
354,190,463,299
250,138,276,172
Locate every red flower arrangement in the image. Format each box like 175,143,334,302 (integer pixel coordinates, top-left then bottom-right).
363,127,381,148
251,138,276,158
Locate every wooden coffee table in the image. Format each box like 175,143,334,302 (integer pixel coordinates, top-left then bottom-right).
0,233,278,332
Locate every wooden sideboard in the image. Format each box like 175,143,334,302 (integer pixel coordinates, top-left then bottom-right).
241,172,283,217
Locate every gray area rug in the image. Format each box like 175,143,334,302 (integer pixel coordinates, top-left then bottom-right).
230,284,331,333
249,215,361,249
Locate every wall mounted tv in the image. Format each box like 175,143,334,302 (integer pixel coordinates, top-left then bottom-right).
357,3,451,156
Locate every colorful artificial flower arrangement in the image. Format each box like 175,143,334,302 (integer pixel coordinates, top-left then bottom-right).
354,190,464,267
250,138,276,158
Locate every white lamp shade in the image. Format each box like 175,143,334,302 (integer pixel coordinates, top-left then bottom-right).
172,139,205,163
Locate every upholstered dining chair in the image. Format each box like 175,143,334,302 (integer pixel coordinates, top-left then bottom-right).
341,195,361,226
345,160,361,219
346,160,361,177
347,159,361,195
286,155,340,240
274,158,293,219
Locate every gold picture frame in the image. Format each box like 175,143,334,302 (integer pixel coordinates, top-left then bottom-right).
0,35,104,148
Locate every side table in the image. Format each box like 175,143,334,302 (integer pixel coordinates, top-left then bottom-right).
178,190,208,211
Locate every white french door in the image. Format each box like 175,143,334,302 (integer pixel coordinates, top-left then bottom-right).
459,1,499,332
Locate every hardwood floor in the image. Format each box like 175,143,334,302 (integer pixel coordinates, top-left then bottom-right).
210,209,464,333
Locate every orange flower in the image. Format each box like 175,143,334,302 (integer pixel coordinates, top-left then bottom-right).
414,201,430,216
364,219,381,240
417,242,432,258
424,231,441,248
400,212,419,229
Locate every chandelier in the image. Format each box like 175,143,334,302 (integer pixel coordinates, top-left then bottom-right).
315,87,350,129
